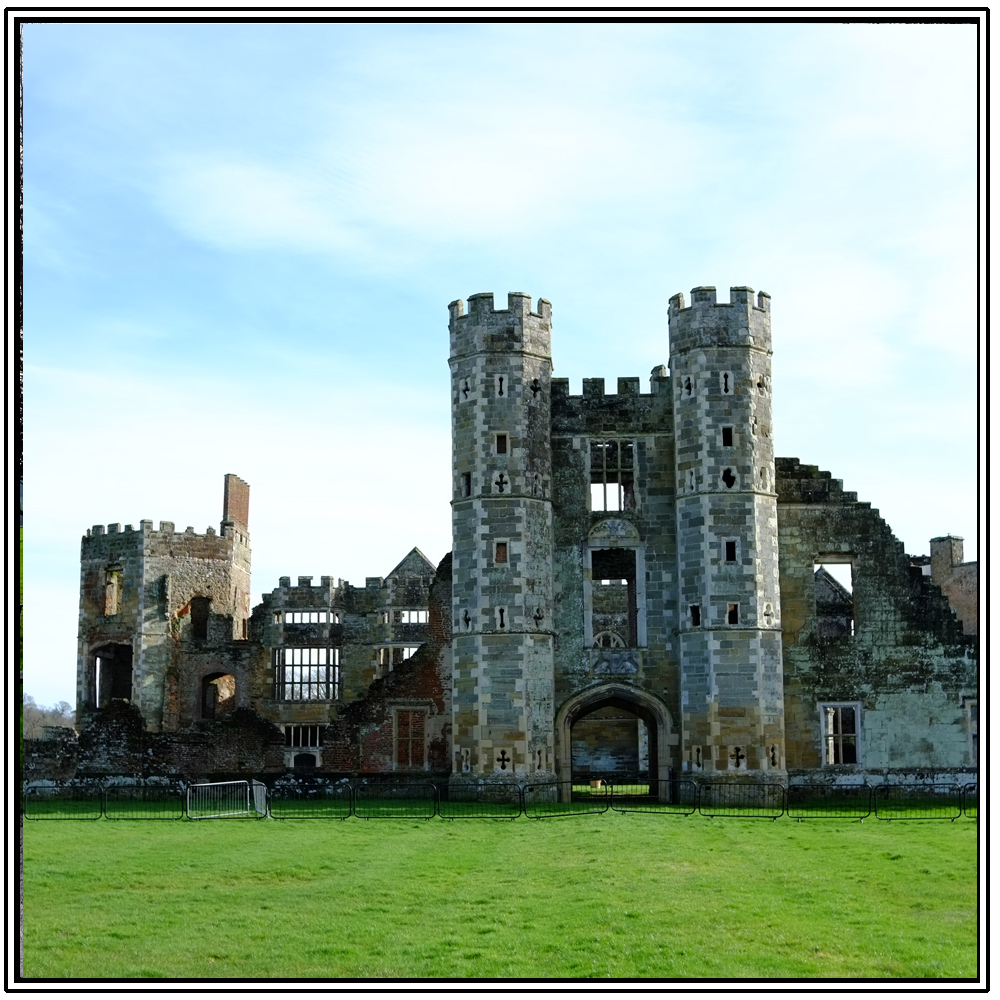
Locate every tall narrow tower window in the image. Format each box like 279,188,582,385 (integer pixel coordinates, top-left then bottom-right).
727,604,739,625
496,434,508,455
462,472,472,498
725,541,737,562
495,541,508,564
690,605,701,627
191,597,211,641
590,439,635,511
721,468,736,489
722,427,733,447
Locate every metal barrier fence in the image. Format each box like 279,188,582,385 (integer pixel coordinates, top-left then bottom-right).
874,783,963,821
353,782,437,819
186,780,264,820
698,782,785,820
269,783,352,819
963,783,977,820
610,779,697,816
523,781,609,818
438,782,522,820
786,783,872,821
22,785,104,820
104,785,185,821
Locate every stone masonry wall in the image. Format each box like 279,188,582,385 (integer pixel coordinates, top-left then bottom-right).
776,459,977,775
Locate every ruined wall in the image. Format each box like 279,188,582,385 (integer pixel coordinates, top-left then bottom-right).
321,553,453,775
929,536,978,635
776,460,977,779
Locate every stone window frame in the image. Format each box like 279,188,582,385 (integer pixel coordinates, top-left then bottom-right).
588,437,637,513
376,644,422,679
395,609,428,624
392,705,429,771
280,609,339,625
493,538,510,567
284,724,323,748
818,701,862,767
273,646,341,701
494,431,510,456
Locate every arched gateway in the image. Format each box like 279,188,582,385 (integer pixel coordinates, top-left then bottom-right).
555,683,675,785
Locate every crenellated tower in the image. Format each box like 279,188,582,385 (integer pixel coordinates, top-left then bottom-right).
448,292,555,780
669,286,785,776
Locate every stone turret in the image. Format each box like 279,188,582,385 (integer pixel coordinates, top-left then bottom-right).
448,292,556,779
669,286,785,776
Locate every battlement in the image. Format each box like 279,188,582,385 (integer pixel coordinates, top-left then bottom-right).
449,291,552,360
668,285,772,357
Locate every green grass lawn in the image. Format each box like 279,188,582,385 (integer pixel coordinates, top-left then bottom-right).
21,815,978,980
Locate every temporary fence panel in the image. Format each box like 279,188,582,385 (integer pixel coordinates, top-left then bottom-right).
874,784,962,821
962,783,977,820
353,782,437,819
438,782,522,820
523,781,609,818
104,785,185,820
251,780,268,817
786,784,872,821
22,785,103,820
269,784,353,819
610,779,697,816
186,780,255,820
697,782,785,820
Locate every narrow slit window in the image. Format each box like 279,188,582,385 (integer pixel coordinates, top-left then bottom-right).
722,427,733,447
462,472,472,497
728,604,739,625
725,541,737,562
496,434,508,455
690,604,701,627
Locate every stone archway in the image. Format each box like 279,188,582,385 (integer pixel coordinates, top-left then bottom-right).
555,683,674,786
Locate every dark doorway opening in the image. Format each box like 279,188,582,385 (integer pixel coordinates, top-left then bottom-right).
569,693,659,786
202,672,236,719
92,644,133,707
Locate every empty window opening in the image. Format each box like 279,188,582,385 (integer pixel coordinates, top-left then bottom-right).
722,426,733,447
275,647,339,700
727,604,739,625
283,610,337,624
91,643,133,707
721,468,736,489
685,376,693,396
462,472,472,497
202,672,236,720
495,541,508,564
725,541,737,562
822,704,859,765
395,609,428,624
242,619,247,639
191,597,211,641
690,605,701,627
376,645,420,679
591,548,638,647
103,566,122,616
395,709,426,769
814,563,855,637
590,439,636,511
496,433,508,455
285,724,323,748
293,752,317,770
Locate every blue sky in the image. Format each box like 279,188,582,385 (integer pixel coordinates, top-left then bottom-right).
22,21,981,707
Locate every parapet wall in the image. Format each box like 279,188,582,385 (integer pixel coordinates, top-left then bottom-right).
668,285,772,357
448,292,552,360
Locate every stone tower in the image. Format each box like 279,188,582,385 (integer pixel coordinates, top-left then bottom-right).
669,286,785,776
448,293,556,779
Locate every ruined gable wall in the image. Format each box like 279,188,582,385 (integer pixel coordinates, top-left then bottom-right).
321,553,452,775
550,373,678,747
776,459,977,777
